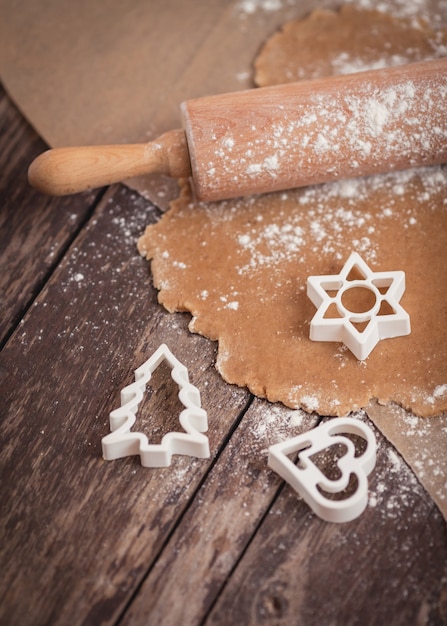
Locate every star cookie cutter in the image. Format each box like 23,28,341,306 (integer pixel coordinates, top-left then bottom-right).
307,252,411,360
268,417,377,523
101,344,210,467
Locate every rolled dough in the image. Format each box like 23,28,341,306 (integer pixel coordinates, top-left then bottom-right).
138,6,447,417
254,5,447,85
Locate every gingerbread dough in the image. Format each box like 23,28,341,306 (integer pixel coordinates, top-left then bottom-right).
254,5,447,85
138,6,447,417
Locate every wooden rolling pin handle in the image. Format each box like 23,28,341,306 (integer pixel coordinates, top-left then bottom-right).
27,129,191,195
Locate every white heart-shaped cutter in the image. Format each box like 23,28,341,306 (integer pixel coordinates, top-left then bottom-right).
268,417,377,523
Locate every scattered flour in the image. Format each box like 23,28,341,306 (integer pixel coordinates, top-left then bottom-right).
331,52,411,75
226,166,445,276
345,0,447,23
246,402,315,456
202,69,447,201
236,0,284,14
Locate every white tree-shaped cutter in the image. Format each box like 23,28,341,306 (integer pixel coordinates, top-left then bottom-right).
101,344,210,467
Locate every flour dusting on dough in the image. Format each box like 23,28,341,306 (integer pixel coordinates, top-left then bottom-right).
139,5,447,417
139,164,447,417
254,4,447,86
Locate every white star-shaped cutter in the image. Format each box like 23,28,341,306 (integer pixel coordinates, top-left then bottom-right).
101,344,210,467
268,417,377,523
307,252,411,360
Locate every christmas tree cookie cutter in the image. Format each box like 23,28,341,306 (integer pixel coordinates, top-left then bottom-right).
268,417,377,523
101,344,210,467
307,252,411,360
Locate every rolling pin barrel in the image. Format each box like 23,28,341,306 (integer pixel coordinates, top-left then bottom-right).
28,59,447,200
183,58,447,201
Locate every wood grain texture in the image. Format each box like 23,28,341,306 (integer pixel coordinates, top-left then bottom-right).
120,400,318,626
0,86,99,345
0,177,249,624
0,85,98,347
1,85,446,626
206,416,447,625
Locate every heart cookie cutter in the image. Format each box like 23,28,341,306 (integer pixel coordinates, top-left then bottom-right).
268,417,377,523
101,344,210,467
307,252,411,360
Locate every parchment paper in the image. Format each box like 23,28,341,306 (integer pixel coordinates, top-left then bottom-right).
0,0,316,206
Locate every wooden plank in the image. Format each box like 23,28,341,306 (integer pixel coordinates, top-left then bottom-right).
0,183,251,626
2,82,447,626
205,414,447,625
0,84,98,346
120,399,318,625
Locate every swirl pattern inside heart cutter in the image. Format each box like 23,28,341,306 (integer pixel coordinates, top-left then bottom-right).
101,344,210,467
268,417,377,523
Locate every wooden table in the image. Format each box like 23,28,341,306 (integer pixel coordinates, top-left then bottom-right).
1,83,447,626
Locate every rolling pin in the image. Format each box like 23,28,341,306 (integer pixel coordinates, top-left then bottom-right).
28,58,447,202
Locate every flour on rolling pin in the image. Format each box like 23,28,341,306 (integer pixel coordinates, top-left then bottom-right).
28,59,447,201
182,59,447,201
